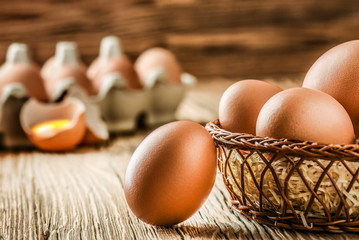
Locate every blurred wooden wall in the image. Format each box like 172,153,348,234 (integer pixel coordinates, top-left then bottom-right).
1,0,359,79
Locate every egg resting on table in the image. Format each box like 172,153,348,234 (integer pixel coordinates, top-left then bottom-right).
256,87,355,145
219,80,282,134
124,121,217,226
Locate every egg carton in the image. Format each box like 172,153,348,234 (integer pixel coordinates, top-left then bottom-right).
51,70,195,132
0,74,194,148
0,40,196,148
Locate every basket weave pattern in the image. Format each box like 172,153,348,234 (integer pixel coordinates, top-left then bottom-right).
206,120,359,233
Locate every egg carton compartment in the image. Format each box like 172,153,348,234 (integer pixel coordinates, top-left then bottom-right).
0,83,31,148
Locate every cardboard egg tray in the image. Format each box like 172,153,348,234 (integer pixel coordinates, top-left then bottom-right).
0,72,196,149
0,40,196,149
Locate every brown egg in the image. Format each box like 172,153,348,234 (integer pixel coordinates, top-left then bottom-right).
42,59,87,82
88,57,142,92
41,42,95,100
303,40,359,136
48,65,96,97
256,88,355,144
135,48,182,86
87,36,142,93
41,42,87,80
20,97,86,151
125,121,217,226
218,80,282,134
0,43,47,101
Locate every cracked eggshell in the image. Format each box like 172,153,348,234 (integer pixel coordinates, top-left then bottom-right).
219,80,282,134
88,36,142,93
65,85,109,144
0,43,47,102
256,88,355,145
125,121,217,226
20,97,86,151
303,40,359,136
135,48,182,87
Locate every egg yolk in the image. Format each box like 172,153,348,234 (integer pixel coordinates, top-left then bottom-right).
32,119,72,137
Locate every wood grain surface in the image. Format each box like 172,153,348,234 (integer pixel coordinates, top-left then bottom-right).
1,0,359,78
1,78,359,239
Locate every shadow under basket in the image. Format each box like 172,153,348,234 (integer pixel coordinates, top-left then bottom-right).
206,120,359,233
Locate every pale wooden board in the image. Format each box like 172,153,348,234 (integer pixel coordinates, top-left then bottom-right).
1,78,359,239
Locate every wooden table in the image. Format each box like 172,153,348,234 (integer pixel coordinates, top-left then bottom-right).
1,78,358,239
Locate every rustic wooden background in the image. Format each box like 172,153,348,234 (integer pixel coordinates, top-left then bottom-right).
0,0,359,79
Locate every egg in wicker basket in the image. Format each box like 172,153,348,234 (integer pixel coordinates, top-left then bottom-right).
206,119,359,233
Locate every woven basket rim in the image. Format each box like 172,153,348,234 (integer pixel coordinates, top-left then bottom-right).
206,120,359,160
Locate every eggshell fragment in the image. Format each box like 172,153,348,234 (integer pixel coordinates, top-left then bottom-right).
65,85,109,144
219,80,282,134
125,121,217,226
256,88,355,145
20,97,86,151
303,40,359,136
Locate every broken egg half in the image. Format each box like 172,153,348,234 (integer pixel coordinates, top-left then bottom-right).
20,97,86,151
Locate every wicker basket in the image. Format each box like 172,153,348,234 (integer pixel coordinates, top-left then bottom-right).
206,120,359,233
